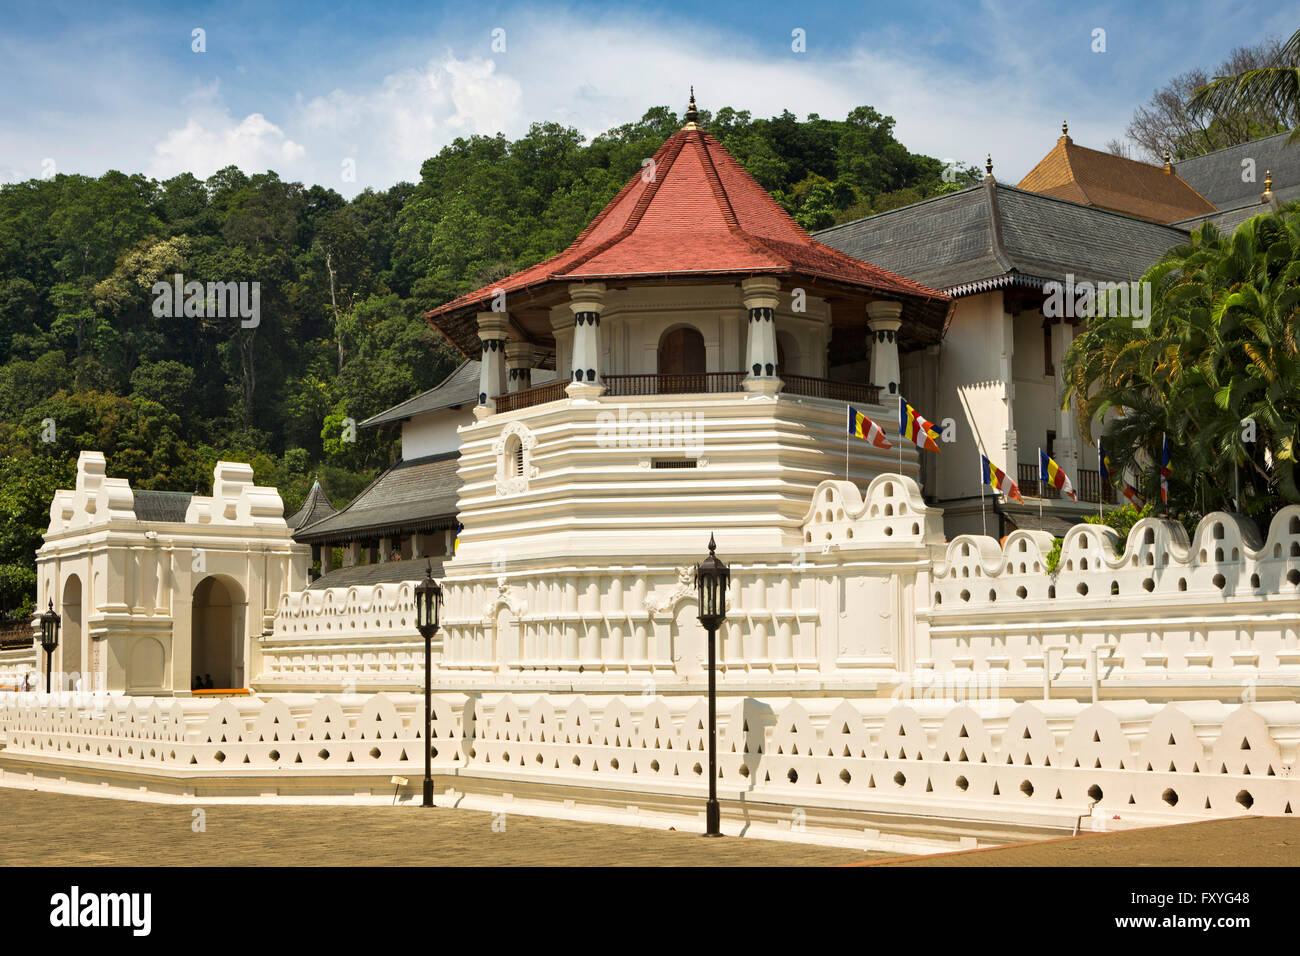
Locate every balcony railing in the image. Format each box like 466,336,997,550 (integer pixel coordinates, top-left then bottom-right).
781,374,881,406
494,372,884,413
603,372,746,396
495,379,569,414
1017,464,1116,504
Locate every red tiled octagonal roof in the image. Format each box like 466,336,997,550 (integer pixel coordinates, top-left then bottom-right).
424,124,949,334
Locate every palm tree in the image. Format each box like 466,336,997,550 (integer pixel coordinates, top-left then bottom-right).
1190,29,1300,143
1064,204,1300,519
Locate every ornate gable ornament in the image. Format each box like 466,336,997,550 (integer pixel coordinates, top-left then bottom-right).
643,565,698,616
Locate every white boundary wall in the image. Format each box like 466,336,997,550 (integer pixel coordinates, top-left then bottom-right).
1,690,1296,840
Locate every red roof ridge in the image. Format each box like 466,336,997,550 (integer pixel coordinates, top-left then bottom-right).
424,119,950,324
561,129,690,276
693,129,795,269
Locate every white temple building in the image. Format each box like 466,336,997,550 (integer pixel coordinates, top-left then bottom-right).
2,102,1298,850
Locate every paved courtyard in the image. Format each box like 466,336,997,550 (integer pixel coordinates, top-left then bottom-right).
3,786,1294,867
862,817,1300,867
0,787,879,867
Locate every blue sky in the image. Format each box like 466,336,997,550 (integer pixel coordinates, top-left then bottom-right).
1,0,1295,195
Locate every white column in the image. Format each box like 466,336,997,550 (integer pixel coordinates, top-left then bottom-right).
474,311,510,420
866,299,902,399
742,276,782,395
566,283,606,399
505,341,535,393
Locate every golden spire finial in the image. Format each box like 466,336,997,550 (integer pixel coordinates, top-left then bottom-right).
1262,170,1274,204
984,153,994,181
1061,120,1069,139
684,87,699,128
1163,150,1172,173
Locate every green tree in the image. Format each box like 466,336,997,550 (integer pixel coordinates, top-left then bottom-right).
1189,31,1300,147
1064,204,1300,521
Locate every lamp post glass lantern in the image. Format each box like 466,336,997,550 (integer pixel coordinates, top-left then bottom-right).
414,562,443,808
39,599,60,694
694,534,729,837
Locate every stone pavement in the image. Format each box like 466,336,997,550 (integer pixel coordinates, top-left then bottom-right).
860,817,1300,866
0,787,881,866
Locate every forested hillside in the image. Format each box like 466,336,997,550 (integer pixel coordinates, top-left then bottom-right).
0,103,976,618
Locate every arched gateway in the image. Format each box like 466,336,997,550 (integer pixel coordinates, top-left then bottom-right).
191,576,247,689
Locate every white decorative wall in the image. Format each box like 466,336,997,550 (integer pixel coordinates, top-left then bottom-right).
2,691,1295,838
928,508,1300,696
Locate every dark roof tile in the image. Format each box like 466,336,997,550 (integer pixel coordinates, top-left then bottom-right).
295,452,461,542
131,490,192,523
360,360,482,428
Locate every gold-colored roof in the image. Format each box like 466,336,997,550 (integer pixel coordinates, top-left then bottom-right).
1017,134,1217,224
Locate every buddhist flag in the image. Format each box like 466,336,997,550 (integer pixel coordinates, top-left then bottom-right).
981,455,1024,503
1039,449,1077,501
847,405,891,449
1122,480,1146,509
1098,438,1112,485
899,396,941,453
1160,433,1172,504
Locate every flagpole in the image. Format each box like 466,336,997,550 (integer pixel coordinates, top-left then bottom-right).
845,406,850,483
897,395,904,476
1163,432,1169,518
979,453,987,538
1097,439,1103,521
1037,446,1044,531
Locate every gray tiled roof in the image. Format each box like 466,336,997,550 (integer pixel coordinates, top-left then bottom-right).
360,360,481,429
307,556,448,591
1174,131,1300,209
815,181,1191,293
286,480,336,531
294,452,461,543
131,490,192,523
1173,185,1300,234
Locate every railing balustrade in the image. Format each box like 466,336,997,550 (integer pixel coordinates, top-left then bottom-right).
1018,464,1116,505
494,371,883,412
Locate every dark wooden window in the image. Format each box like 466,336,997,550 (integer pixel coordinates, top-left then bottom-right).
657,327,706,391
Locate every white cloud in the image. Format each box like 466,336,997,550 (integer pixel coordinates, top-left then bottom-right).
295,54,523,189
148,84,307,181
134,12,1082,195
29,5,1229,197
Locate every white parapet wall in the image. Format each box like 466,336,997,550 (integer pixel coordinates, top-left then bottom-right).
258,475,946,693
261,582,425,690
927,508,1300,699
1,689,1295,848
258,476,1300,705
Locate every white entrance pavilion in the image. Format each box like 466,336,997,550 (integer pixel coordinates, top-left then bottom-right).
20,451,308,695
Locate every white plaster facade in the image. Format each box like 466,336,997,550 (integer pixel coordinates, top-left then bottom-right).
5,268,1299,847
16,452,310,696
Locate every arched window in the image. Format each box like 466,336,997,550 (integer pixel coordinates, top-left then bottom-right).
505,434,524,478
657,327,706,393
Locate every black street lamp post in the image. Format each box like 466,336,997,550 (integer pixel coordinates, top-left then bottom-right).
39,599,60,694
414,561,443,808
694,533,730,837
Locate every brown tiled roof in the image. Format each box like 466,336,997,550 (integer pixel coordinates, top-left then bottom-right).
1018,135,1216,224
